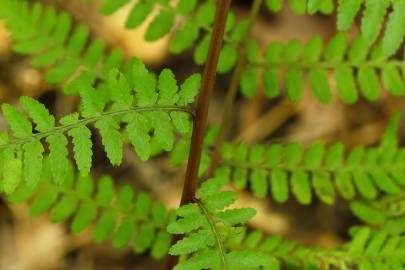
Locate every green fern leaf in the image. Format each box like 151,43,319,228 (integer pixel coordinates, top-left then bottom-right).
169,22,200,54
251,169,268,198
203,191,239,211
194,35,211,65
263,69,280,98
353,172,378,199
271,169,289,203
171,112,191,134
79,87,103,118
71,202,98,234
173,250,218,270
134,192,151,220
158,69,179,106
246,39,261,64
2,104,32,138
283,39,302,63
361,0,390,45
350,201,386,225
312,172,335,204
335,172,355,200
348,227,371,253
324,33,348,63
265,0,283,12
45,59,81,84
93,210,116,242
307,0,322,15
217,44,238,74
231,19,249,43
288,0,307,14
303,36,322,63
95,118,122,166
335,67,358,104
382,65,405,96
47,134,69,184
84,39,105,67
227,250,275,269
134,223,155,253
177,0,198,14
149,112,174,151
125,113,151,161
99,0,128,15
107,69,133,108
240,67,259,98
168,216,206,235
358,67,380,101
3,152,23,194
196,2,216,27
337,0,362,30
132,59,158,106
68,126,93,176
291,170,311,205
23,140,44,187
145,10,174,42
308,68,331,103
170,138,190,165
50,195,78,223
177,73,202,106
285,69,304,102
53,11,72,44
117,185,133,210
151,231,172,259
348,36,370,62
125,1,153,28
67,24,89,54
103,48,124,75
95,175,114,204
20,96,55,132
170,230,215,256
325,142,344,168
113,216,136,248
304,142,324,169
152,202,167,226
371,169,400,195
30,189,59,216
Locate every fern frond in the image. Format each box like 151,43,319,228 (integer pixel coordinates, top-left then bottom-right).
172,133,405,205
0,63,200,193
350,194,405,235
343,227,405,269
227,226,405,269
5,161,173,259
170,115,405,205
82,0,257,74
243,33,405,103
265,0,335,15
84,0,209,50
0,0,127,94
337,0,405,57
167,177,273,270
208,141,405,204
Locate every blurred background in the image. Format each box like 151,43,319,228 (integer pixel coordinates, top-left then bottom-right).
0,0,404,269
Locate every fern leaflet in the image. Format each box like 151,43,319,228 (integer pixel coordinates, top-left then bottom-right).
5,161,173,259
337,0,405,57
242,33,405,103
0,61,200,193
0,0,126,94
167,177,273,270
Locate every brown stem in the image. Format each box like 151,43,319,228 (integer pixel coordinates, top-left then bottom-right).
164,1,232,269
207,0,263,177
